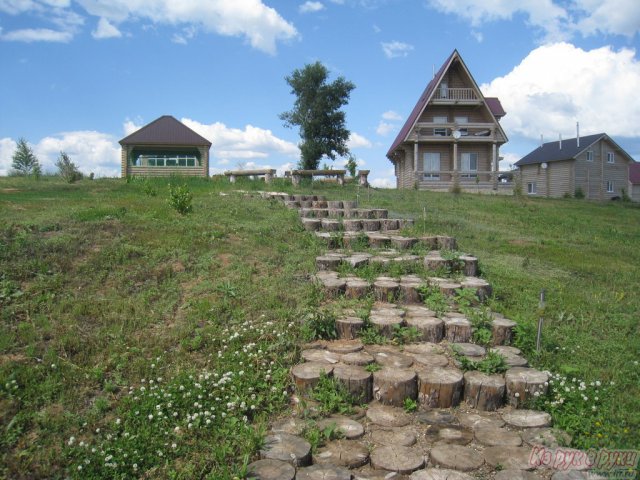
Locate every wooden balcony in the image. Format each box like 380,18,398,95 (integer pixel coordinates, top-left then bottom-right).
432,88,481,104
410,122,497,142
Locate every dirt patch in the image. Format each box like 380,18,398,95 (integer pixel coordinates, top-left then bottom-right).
0,353,28,365
218,253,234,267
0,188,20,193
171,261,186,273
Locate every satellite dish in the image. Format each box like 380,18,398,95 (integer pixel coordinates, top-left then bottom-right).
541,162,548,169
452,130,461,140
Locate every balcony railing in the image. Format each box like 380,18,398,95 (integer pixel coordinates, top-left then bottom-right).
433,88,478,101
412,122,496,140
416,170,513,183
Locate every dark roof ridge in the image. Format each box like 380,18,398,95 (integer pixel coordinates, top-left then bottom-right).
119,115,212,146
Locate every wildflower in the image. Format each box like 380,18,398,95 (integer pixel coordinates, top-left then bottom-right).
148,414,154,420
514,392,520,398
68,436,76,446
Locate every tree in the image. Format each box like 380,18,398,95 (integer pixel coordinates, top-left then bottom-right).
280,62,355,170
55,151,83,183
345,154,357,177
11,138,41,177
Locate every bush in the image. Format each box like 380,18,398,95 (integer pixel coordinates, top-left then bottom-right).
167,183,193,215
574,187,585,199
55,151,83,183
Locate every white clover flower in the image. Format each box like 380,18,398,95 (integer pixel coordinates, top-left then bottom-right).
514,392,520,398
148,414,153,420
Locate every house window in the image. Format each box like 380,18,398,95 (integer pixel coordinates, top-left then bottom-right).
423,152,440,180
433,116,447,136
607,152,615,163
586,150,593,161
461,152,478,178
606,180,614,193
439,81,448,99
527,182,537,194
454,117,469,136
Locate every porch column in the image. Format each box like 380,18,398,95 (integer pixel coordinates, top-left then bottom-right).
492,142,498,190
452,141,459,190
413,142,419,186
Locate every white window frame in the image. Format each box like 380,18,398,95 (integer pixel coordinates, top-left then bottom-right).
439,81,448,99
586,150,593,162
460,152,478,178
606,180,614,193
527,182,537,195
607,152,615,163
433,116,448,136
454,116,469,136
423,152,441,180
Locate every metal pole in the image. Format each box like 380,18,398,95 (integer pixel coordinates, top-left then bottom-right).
423,206,427,235
536,289,545,353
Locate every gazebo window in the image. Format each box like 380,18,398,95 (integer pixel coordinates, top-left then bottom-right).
134,153,199,167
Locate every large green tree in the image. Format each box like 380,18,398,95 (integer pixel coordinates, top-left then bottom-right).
11,138,41,176
280,62,355,170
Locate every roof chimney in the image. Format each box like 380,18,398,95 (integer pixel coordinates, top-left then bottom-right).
576,122,580,148
559,133,562,150
540,134,544,148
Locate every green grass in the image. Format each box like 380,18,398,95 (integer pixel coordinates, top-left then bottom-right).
0,176,639,478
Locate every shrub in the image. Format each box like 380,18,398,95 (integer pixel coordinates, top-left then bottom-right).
574,187,585,199
167,183,193,215
56,151,83,183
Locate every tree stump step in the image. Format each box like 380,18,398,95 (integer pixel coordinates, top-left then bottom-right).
417,367,464,408
451,343,486,358
291,362,334,392
505,368,549,407
367,233,391,248
459,255,478,277
333,364,373,403
321,277,346,299
370,208,388,219
390,236,417,249
366,403,412,427
246,458,295,480
326,339,364,354
373,351,414,368
460,277,492,301
370,427,417,447
457,412,505,430
403,342,444,354
335,316,364,340
424,251,452,271
343,219,363,231
399,281,424,304
502,409,552,428
314,440,369,468
369,314,405,338
409,353,449,368
380,219,400,230
343,200,357,209
327,201,343,209
425,424,474,445
483,446,535,470
316,255,344,270
492,317,517,346
374,368,417,407
416,410,458,426
312,200,328,208
405,316,444,343
270,417,308,436
301,349,342,364
429,445,484,472
260,433,312,466
313,209,329,218
370,445,425,474
474,426,523,446
340,350,374,366
436,236,457,250
296,465,352,480
410,468,475,480
361,219,382,231
374,279,400,302
346,254,372,267
521,427,571,448
303,219,322,232
463,371,506,411
443,317,472,343
317,416,365,439
345,279,371,299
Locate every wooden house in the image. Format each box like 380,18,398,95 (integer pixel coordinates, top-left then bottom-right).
515,133,636,200
386,49,508,191
629,163,640,202
120,115,211,178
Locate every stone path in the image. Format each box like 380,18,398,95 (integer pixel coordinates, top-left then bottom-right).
245,192,602,480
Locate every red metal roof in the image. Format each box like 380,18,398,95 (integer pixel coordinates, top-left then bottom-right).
630,163,640,185
119,115,212,146
485,97,506,118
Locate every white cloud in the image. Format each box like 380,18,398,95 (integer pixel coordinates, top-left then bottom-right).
381,41,414,59
381,110,402,121
471,30,483,43
574,0,640,38
481,43,640,140
376,121,396,136
76,0,298,54
299,1,324,13
347,132,372,149
92,17,121,39
0,137,17,175
499,152,520,170
0,27,72,42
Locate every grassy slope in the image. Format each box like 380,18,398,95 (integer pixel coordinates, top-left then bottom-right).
0,176,638,478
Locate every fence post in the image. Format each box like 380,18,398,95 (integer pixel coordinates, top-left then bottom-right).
536,289,545,353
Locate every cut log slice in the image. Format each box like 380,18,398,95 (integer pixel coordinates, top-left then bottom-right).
369,255,391,265
463,371,506,411
373,351,414,369
492,345,522,355
417,367,464,408
457,412,505,430
303,219,323,232
300,200,314,208
370,208,388,219
418,236,439,249
372,303,404,315
346,254,372,268
460,277,492,301
410,468,475,480
429,445,484,472
398,219,415,229
416,410,458,426
502,409,552,428
495,470,540,480
505,368,549,407
328,209,345,219
246,458,296,480
374,279,400,303
436,236,457,250
270,417,308,437
492,317,517,346
521,427,572,448
403,342,444,355
333,364,373,403
336,316,365,340
300,208,315,218
357,209,375,219
380,219,400,231
404,318,444,342
321,277,346,299
366,403,412,427
459,255,478,277
370,427,417,447
425,424,474,445
327,201,344,209
301,349,342,364
439,282,462,296
321,219,343,232
410,353,449,368
390,236,418,249
370,445,425,474
345,279,371,300
367,233,391,248
362,219,382,231
317,416,365,439
499,351,529,368
343,219,363,232
326,339,364,354
451,343,486,358
353,471,410,480
312,200,328,208
292,362,334,392
343,200,357,209
399,282,424,304
340,350,374,366
370,314,405,338
316,254,346,271
313,209,329,218
483,446,535,470
373,368,418,407
314,440,370,468
296,463,352,479
260,433,312,466
474,427,523,446
443,317,472,343
424,252,452,271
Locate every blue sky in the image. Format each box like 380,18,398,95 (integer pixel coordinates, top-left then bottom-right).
1,0,639,186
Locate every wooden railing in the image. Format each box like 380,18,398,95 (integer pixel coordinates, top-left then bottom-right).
413,122,495,140
433,88,478,101
416,170,513,183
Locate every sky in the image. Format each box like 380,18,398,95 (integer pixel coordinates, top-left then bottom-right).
1,0,639,187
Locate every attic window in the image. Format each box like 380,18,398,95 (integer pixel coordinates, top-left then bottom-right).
607,152,615,163
586,150,593,161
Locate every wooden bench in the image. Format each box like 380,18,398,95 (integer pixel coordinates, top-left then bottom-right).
357,170,370,187
291,169,347,186
224,169,276,183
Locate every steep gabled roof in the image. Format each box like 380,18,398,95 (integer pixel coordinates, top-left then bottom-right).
628,163,640,185
119,115,212,146
386,50,507,161
514,133,638,167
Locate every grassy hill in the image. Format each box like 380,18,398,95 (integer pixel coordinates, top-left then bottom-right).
1,176,638,478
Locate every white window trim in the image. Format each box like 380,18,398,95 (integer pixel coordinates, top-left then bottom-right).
423,152,441,180
527,182,537,195
606,180,614,193
461,152,478,178
433,116,447,136
607,152,615,164
586,150,593,162
454,116,469,136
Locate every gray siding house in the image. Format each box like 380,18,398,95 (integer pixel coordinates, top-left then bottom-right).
515,133,636,200
630,163,640,202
